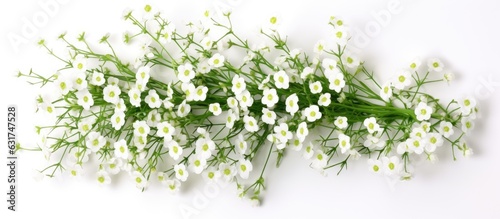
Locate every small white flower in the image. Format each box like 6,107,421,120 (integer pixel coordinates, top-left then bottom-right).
145,90,162,108
318,93,331,107
177,100,191,117
459,96,476,115
300,66,314,79
313,40,326,54
196,138,216,160
266,14,280,31
181,83,196,101
338,133,351,154
55,76,73,95
296,122,309,142
237,159,253,179
198,60,212,74
396,142,411,154
382,156,401,175
322,58,338,72
111,110,125,130
309,81,323,94
289,136,303,151
90,72,105,86
409,58,421,70
243,115,259,133
303,105,322,122
273,70,290,89
379,82,393,102
115,98,127,113
146,110,160,127
261,108,276,125
76,89,94,110
415,102,433,121
128,87,142,107
406,138,424,154
209,103,222,116
156,121,175,140
189,155,207,174
328,72,345,93
425,132,443,153
166,140,183,160
285,94,299,115
274,123,293,143
114,139,129,159
236,90,254,109
107,77,119,86
368,159,383,174
428,58,444,72
312,150,327,170
134,134,148,151
159,23,175,44
96,171,111,185
68,164,83,178
332,26,349,46
73,72,88,91
459,140,473,158
219,162,237,182
208,53,225,68
227,97,239,109
303,142,315,159
73,56,87,72
392,70,411,90
193,85,208,102
461,117,474,134
262,88,279,108
132,171,148,190
363,117,381,134
226,110,237,128
444,72,454,82
235,134,248,155
86,131,105,152
200,37,213,50
410,127,427,140
439,121,454,138
231,75,247,95
103,85,121,104
174,164,189,182
136,66,151,85
420,121,431,133
334,116,348,129
177,63,195,83
344,54,360,69
165,179,181,193
77,118,95,134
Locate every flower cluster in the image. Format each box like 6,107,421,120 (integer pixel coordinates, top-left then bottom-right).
19,5,478,204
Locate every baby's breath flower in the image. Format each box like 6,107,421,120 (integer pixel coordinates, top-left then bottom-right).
76,89,94,110
285,93,299,116
338,133,351,154
379,82,393,102
382,156,401,175
312,150,327,170
262,88,279,108
111,110,125,130
165,179,181,193
406,138,424,154
303,105,322,122
334,116,348,130
392,70,411,90
132,171,148,190
114,139,129,159
309,81,323,94
303,142,315,159
157,121,175,140
177,63,195,83
85,131,105,152
313,40,326,54
209,103,222,116
296,122,309,142
261,108,276,125
428,58,444,72
189,154,207,174
232,75,247,95
174,164,189,182
439,121,455,138
461,117,475,134
237,159,253,179
415,102,433,121
133,121,150,136
273,70,290,89
274,123,293,143
177,100,191,117
318,93,331,107
96,171,111,185
425,132,443,153
300,66,314,79
208,53,225,68
459,96,476,115
344,53,360,69
328,72,345,93
103,84,121,104
368,159,382,174
145,90,161,108
243,115,259,133
55,76,73,95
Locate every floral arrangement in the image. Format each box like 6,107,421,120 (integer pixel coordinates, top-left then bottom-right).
19,5,478,204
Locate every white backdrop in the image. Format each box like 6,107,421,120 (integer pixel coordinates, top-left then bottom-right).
1,0,500,218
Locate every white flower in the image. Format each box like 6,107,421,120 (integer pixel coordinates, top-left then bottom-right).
159,23,175,44
328,72,345,93
73,56,87,72
419,121,431,132
111,110,125,130
145,90,162,108
409,58,421,70
196,138,216,160
203,167,221,182
209,103,222,116
296,122,309,142
200,37,213,50
344,54,360,69
285,94,299,115
156,121,175,140
227,97,239,109
55,76,73,95
318,93,331,107
303,105,322,122
300,66,314,79
410,127,426,140
273,70,290,89
266,14,280,31
181,83,196,101
189,155,207,174
226,110,237,128
193,85,208,102
73,72,88,91
86,131,105,152
338,133,351,154
309,81,323,94
444,72,454,82
332,26,349,46
274,123,293,143
103,85,121,104
380,82,393,102
132,171,148,190
198,60,212,74
90,72,105,86
136,66,150,84
334,116,348,129
68,164,83,178
132,121,149,137
208,53,225,68
236,90,254,109
363,117,381,134
219,162,237,182
425,132,443,153
461,117,474,134
177,100,191,117
313,40,326,54
289,136,303,151
174,164,189,182
243,115,259,133
165,179,181,193
177,63,195,83
322,58,338,72
382,156,401,175
396,142,411,154
428,58,444,72
235,134,248,155
114,139,129,159
128,87,142,107
146,110,160,127
414,102,433,121
406,138,424,154
262,88,279,108
107,77,119,86
96,171,111,185
459,96,476,115
231,75,247,95
166,140,183,160
78,118,95,134
363,134,385,149
368,159,383,174
303,142,315,159
134,135,148,151
439,121,454,138
76,89,94,110
392,70,411,90
237,159,253,179
115,98,127,112
261,108,276,125
312,150,327,170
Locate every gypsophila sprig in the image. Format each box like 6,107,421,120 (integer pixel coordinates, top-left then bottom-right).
19,5,479,203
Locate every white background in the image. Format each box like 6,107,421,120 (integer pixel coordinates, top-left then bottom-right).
1,0,500,218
